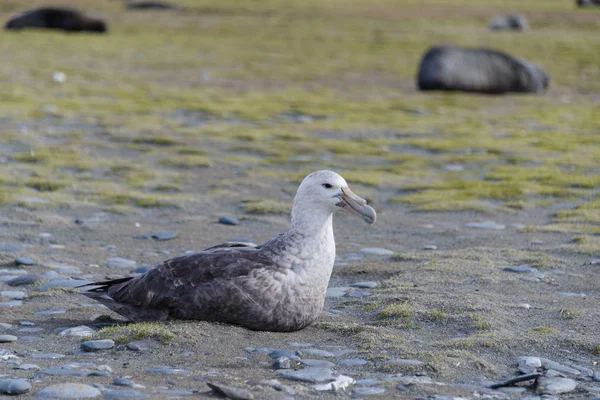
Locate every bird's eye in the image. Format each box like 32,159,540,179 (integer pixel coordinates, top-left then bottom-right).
322,183,333,189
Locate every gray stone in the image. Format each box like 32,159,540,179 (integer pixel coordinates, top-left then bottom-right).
35,308,67,315
355,378,379,386
127,339,160,352
40,279,91,291
6,274,43,286
151,231,177,241
158,389,197,396
0,291,27,299
279,367,334,383
273,357,291,369
338,358,367,367
14,363,40,370
81,339,115,351
299,359,336,368
424,244,437,250
20,327,43,333
0,300,23,307
540,358,581,375
296,349,335,358
15,257,35,266
145,366,191,375
0,335,18,343
0,379,31,395
384,358,425,366
104,390,150,399
556,292,587,297
345,290,372,298
107,257,137,268
31,353,65,359
391,375,433,385
563,361,593,376
538,377,577,394
268,349,297,359
350,281,378,289
594,371,600,382
112,378,135,387
20,321,35,326
34,383,101,398
58,326,95,337
206,382,254,400
359,247,394,256
326,287,351,297
0,244,21,252
518,356,542,374
584,387,600,393
465,221,506,230
37,368,90,377
218,216,239,226
503,265,533,273
352,387,385,396
0,322,13,329
133,266,152,274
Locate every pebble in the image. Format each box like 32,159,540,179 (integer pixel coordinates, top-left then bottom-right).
0,379,31,395
503,265,533,273
279,367,334,383
58,326,96,337
268,349,297,359
15,363,40,370
296,349,335,358
273,357,291,369
326,287,351,297
207,382,254,400
104,390,150,399
35,308,67,315
158,389,197,396
40,279,91,291
145,366,191,375
15,257,35,266
7,274,43,286
151,231,177,241
107,257,137,268
31,353,65,359
218,216,240,226
0,291,27,300
352,387,385,396
299,359,336,368
359,247,394,256
81,339,115,351
594,371,600,382
20,321,35,326
37,368,90,377
0,335,18,343
313,375,355,392
35,383,101,398
540,358,581,375
465,221,506,230
556,292,587,297
0,300,22,307
351,281,378,289
423,244,437,250
338,358,367,367
537,377,577,394
20,327,43,333
127,339,160,352
384,358,425,366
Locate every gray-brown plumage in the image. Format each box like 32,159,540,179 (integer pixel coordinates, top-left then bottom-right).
81,171,376,332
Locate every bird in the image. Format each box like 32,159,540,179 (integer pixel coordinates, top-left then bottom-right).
80,170,376,332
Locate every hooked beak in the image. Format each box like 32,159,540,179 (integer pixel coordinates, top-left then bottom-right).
335,186,376,225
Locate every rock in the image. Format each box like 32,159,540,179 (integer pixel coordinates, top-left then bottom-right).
58,326,95,338
127,339,160,352
537,377,577,394
0,335,18,343
465,221,506,230
424,244,437,250
0,244,21,252
0,300,23,307
350,281,378,289
489,13,529,31
157,389,197,396
273,357,291,369
584,387,600,393
7,274,43,286
344,290,371,298
151,231,177,241
392,375,433,385
279,367,334,383
356,378,379,386
503,265,534,273
52,71,67,84
104,390,150,399
81,339,114,351
133,266,153,274
15,257,35,266
112,378,144,388
326,287,351,297
39,279,91,291
206,382,254,400
107,257,137,268
14,363,40,370
299,359,336,368
145,366,191,375
540,358,581,375
0,291,27,299
0,379,31,395
218,216,239,226
268,349,298,359
594,371,600,382
352,387,386,396
338,358,368,367
384,358,425,366
35,308,67,315
37,368,90,377
35,383,101,398
556,292,587,297
518,356,542,374
359,247,394,256
296,348,335,358
313,375,355,391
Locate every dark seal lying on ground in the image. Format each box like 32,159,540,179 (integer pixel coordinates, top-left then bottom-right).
488,13,529,31
576,0,600,6
126,1,181,10
80,170,376,332
417,46,549,94
5,7,107,33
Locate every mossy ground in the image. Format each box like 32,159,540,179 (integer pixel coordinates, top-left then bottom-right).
0,0,598,398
